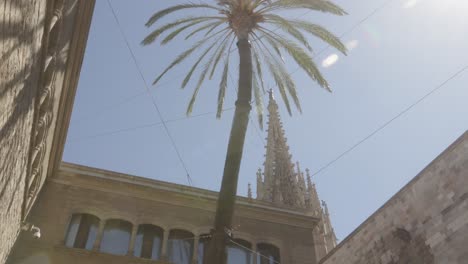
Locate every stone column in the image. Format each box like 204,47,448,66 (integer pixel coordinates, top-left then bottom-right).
161,229,169,260
192,234,199,264
252,242,258,264
93,220,106,250
127,224,138,256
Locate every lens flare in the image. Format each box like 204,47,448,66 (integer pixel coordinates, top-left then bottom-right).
322,54,339,68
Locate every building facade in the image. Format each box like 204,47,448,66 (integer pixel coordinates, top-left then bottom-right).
6,93,336,264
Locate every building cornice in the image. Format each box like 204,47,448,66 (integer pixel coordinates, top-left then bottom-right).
53,162,321,229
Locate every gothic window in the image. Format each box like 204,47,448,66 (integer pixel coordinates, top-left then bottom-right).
64,213,99,250
257,243,280,264
134,224,163,260
227,239,252,264
100,219,132,255
197,234,211,264
167,229,194,264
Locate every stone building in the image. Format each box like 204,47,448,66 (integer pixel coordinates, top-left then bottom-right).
320,131,468,264
6,92,336,264
2,1,468,264
0,0,95,262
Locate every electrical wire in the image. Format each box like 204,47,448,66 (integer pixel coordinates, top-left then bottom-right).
73,5,322,126
310,64,468,177
86,0,408,183
68,107,235,142
106,0,194,186
228,237,281,264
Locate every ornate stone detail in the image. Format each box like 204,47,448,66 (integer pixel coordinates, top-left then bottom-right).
254,90,337,255
255,90,324,210
23,0,65,219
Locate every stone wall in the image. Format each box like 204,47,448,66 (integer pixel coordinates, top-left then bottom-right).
320,131,468,264
0,1,95,263
0,1,47,262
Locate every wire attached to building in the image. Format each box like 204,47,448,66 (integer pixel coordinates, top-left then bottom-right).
228,237,282,264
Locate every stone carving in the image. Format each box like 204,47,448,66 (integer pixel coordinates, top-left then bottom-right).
23,0,65,218
254,90,337,253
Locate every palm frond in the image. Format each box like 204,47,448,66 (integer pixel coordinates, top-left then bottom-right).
185,21,225,40
253,51,266,93
152,28,230,85
261,0,347,16
263,52,292,115
162,19,216,45
217,57,230,119
142,17,216,45
260,28,330,90
182,39,220,89
187,54,215,116
145,4,220,27
253,65,264,129
253,32,299,114
216,39,237,118
209,34,233,79
291,20,347,54
264,14,312,51
186,35,234,115
144,0,346,115
264,36,284,62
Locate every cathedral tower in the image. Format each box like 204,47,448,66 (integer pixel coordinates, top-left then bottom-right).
254,90,337,258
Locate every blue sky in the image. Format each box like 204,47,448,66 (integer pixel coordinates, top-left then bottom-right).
64,0,468,241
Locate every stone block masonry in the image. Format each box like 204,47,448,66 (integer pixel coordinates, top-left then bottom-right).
1,1,95,263
1,1,47,262
320,131,468,264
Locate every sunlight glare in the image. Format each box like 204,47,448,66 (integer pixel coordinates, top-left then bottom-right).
322,54,339,68
346,40,359,51
403,0,420,9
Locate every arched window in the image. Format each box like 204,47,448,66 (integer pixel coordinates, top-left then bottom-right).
257,243,280,264
134,224,163,260
100,219,132,256
197,234,211,264
64,213,99,250
227,239,252,264
167,229,194,264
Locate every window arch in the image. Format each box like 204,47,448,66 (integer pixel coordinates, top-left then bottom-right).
134,224,163,260
100,219,132,256
257,243,280,264
227,239,253,264
64,213,99,250
167,229,194,264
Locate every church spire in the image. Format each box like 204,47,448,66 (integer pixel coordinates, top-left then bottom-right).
255,90,304,207
306,168,322,216
253,90,337,256
321,200,337,249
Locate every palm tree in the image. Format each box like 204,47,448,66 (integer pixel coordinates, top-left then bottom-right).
143,0,347,263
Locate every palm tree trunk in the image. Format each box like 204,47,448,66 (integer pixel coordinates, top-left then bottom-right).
205,37,252,264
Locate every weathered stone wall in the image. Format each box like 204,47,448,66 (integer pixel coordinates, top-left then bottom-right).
321,131,468,264
0,1,47,262
1,0,95,262
7,163,321,264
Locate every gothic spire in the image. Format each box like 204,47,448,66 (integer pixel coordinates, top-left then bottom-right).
253,90,337,254
306,168,322,216
255,90,302,207
321,200,337,249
